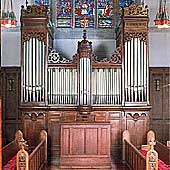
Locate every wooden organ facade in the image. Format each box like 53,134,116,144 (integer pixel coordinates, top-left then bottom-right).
19,4,151,167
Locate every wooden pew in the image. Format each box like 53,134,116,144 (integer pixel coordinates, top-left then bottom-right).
123,130,159,170
17,130,47,170
144,130,170,166
155,141,170,165
123,130,146,170
2,130,25,167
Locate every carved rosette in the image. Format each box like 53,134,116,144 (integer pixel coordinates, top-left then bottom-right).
125,32,147,43
22,32,47,44
21,5,47,17
48,49,71,64
124,5,148,17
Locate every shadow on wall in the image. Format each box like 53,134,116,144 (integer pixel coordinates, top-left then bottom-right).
94,44,109,60
56,44,110,60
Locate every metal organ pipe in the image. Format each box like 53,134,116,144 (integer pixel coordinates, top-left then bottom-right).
23,38,45,103
124,38,147,103
79,58,91,105
47,67,78,105
91,68,121,105
143,41,147,101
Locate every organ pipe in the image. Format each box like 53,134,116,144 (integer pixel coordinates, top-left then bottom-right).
125,38,147,103
92,68,122,105
22,38,45,103
79,58,91,105
47,68,78,105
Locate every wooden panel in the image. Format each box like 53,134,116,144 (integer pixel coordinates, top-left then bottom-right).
163,120,170,143
126,112,149,147
72,128,84,154
47,112,61,165
163,74,170,120
150,120,163,142
150,67,170,142
100,128,108,155
62,128,70,155
155,141,170,165
23,113,46,146
4,123,17,142
85,128,98,155
60,122,111,169
109,112,122,160
150,73,163,119
1,67,20,143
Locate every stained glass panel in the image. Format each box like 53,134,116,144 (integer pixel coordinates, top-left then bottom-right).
74,0,95,28
56,0,72,28
35,0,49,8
97,0,114,28
55,0,114,28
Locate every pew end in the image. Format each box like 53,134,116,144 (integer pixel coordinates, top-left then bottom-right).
16,129,47,170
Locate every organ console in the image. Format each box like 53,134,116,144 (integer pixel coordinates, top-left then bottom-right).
19,4,151,167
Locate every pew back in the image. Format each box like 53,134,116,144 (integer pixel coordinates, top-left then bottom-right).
2,141,19,166
155,141,170,165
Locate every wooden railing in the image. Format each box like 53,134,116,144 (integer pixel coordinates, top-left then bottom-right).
124,139,146,170
122,130,159,170
2,130,24,167
17,130,47,170
29,140,46,170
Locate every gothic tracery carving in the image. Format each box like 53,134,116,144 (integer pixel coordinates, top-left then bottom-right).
22,32,46,44
24,112,45,121
125,32,147,42
93,47,122,64
124,5,148,16
48,49,71,64
127,112,147,121
21,5,47,17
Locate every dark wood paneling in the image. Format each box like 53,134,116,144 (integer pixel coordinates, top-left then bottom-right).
1,67,20,143
150,67,170,143
126,112,149,148
47,112,61,165
23,112,46,146
109,112,122,161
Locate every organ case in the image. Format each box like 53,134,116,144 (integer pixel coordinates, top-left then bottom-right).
19,4,151,166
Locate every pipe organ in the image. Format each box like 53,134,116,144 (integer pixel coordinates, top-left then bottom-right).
23,38,46,103
20,5,149,107
21,5,49,104
20,4,151,166
124,37,147,103
46,31,122,107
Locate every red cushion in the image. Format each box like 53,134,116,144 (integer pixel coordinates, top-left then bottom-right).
3,147,34,170
3,155,16,170
140,149,170,170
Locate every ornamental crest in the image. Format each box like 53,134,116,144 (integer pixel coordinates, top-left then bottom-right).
48,49,71,64
124,5,148,16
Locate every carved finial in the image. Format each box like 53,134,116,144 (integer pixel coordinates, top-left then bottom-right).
82,17,88,40
25,0,28,7
149,139,156,150
83,29,86,40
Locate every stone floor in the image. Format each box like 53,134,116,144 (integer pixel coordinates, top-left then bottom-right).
47,163,129,170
